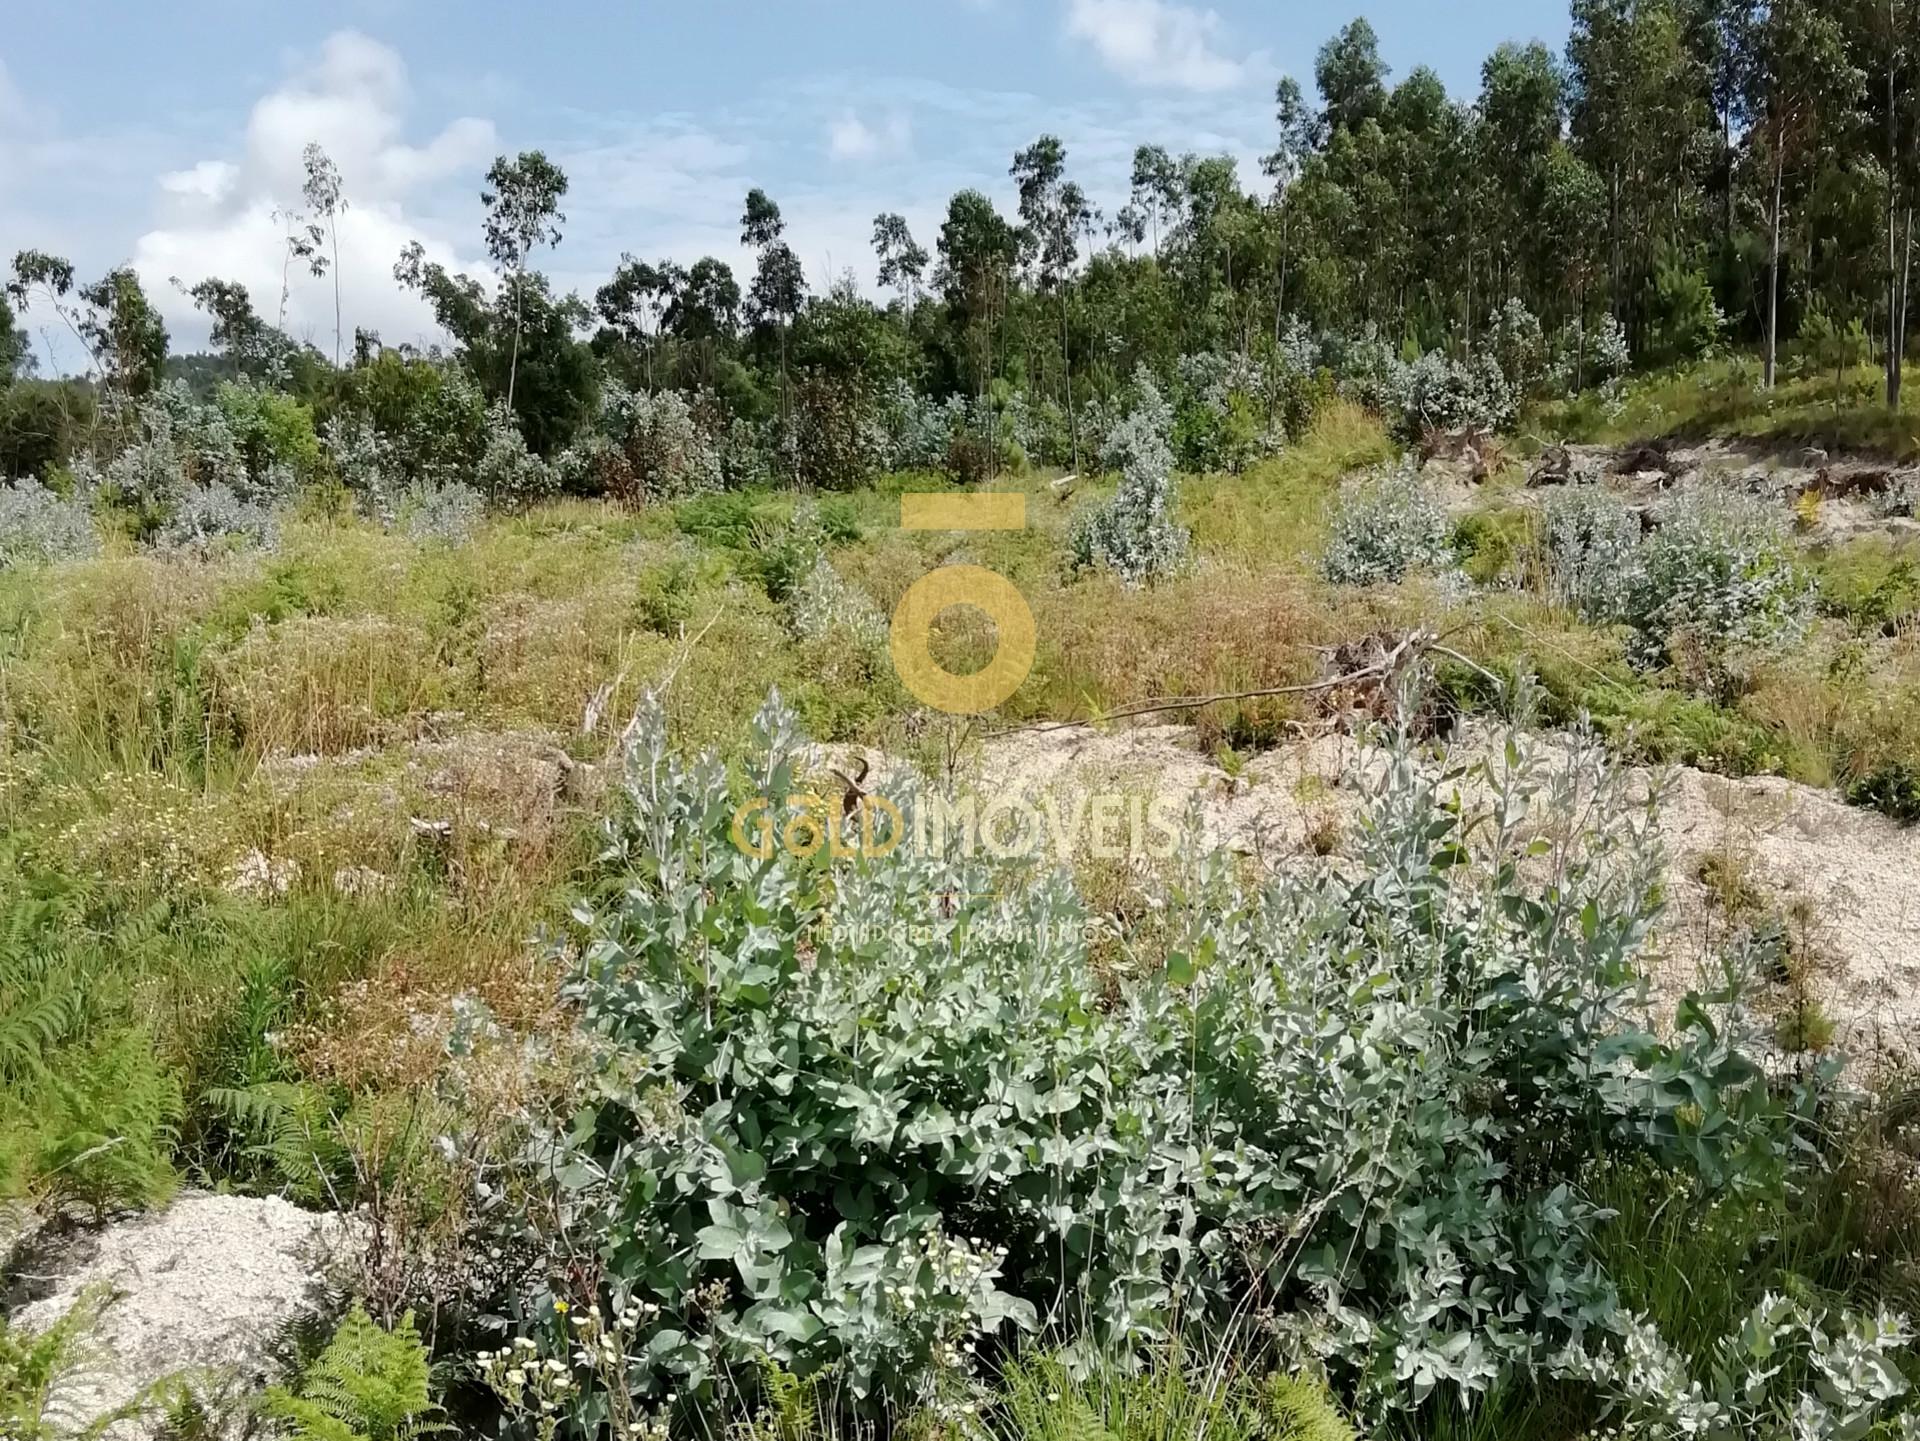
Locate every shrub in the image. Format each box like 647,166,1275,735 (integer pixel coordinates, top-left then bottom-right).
563,384,723,504
1848,761,1920,822
473,400,554,507
263,1304,445,1441
394,482,485,545
779,377,887,491
215,379,324,486
1375,350,1514,440
1489,298,1549,400
153,481,279,558
0,478,97,568
1321,458,1452,585
1542,486,1642,622
1070,368,1188,585
1171,352,1282,473
1645,258,1725,367
0,380,94,480
1625,485,1814,693
334,355,489,493
996,1350,1355,1441
506,695,1809,1422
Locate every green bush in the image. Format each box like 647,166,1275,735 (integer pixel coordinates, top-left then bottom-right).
1542,486,1641,621
1849,762,1920,822
1625,485,1814,696
263,1304,445,1441
995,1349,1354,1441
1321,459,1452,585
511,694,1811,1423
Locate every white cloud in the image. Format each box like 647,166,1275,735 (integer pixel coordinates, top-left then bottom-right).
131,30,498,354
159,161,238,204
1062,0,1258,92
826,109,911,162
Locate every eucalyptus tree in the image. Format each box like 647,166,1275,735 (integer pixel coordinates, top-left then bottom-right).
936,188,1017,449
1316,17,1390,133
596,255,674,390
1129,145,1184,257
482,150,569,412
184,277,289,377
0,294,25,380
664,257,740,388
80,269,168,399
7,252,87,380
1012,135,1094,467
1479,43,1567,314
8,253,166,400
1852,0,1920,406
742,188,806,436
871,213,929,316
1568,0,1714,344
1743,0,1862,386
1263,75,1322,333
297,144,347,365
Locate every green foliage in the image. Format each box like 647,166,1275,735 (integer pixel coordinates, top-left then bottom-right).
1644,257,1725,368
1813,540,1920,630
0,1288,148,1440
1848,762,1920,823
1452,506,1531,587
1321,458,1452,585
994,1349,1354,1441
1071,368,1188,584
1541,485,1640,621
1625,486,1814,696
0,866,180,1211
513,691,1809,1422
263,1305,446,1441
0,381,94,480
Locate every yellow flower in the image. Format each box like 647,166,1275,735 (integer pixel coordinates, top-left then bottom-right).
553,1300,571,1314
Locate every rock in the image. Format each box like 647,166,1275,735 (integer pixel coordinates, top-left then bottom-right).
1527,443,1602,488
7,1193,353,1436
1612,440,1677,481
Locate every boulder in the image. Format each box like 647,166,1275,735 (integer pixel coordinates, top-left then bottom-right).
6,1193,353,1436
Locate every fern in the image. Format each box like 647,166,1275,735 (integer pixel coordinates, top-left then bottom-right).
0,1286,150,1441
0,871,88,1083
1262,1375,1357,1441
200,1081,347,1204
33,1030,181,1217
262,1305,447,1441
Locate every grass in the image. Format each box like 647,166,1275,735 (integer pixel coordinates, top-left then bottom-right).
7,373,1920,1217
13,364,1920,1441
1527,356,1920,461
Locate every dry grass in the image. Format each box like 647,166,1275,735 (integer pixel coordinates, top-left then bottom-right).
210,614,450,757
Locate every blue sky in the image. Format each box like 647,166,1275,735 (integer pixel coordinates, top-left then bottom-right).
0,0,1570,364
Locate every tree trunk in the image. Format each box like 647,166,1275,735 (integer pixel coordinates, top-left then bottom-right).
507,270,524,413
1060,287,1079,473
1766,150,1784,391
1897,207,1914,411
1889,13,1904,410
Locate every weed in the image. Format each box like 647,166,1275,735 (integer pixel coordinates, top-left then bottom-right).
1775,1000,1837,1054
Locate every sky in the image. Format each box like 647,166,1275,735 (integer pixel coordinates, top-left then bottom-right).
0,0,1571,368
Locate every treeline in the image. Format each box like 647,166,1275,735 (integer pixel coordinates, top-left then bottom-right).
0,0,1914,494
